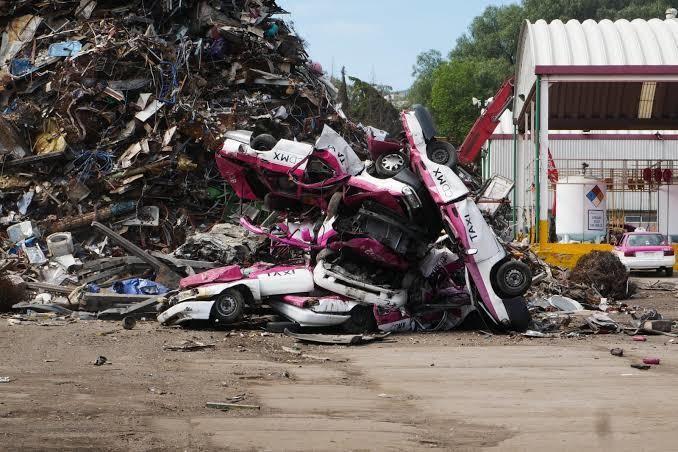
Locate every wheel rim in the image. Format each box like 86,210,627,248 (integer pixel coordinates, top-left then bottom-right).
381,153,404,172
216,294,238,317
505,268,526,289
431,148,449,164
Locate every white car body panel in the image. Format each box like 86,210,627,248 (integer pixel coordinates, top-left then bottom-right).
403,111,468,202
257,268,315,296
157,301,214,325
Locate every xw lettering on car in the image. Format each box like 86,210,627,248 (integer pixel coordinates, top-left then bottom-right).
272,152,298,164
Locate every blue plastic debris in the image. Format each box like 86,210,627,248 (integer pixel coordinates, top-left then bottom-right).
265,23,279,38
10,59,34,77
112,278,169,296
48,41,82,57
86,283,102,293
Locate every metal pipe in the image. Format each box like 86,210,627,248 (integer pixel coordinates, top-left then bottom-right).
513,123,518,237
534,76,541,242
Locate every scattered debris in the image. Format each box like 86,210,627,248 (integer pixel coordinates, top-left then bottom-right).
284,329,391,345
642,357,661,365
0,377,11,383
206,402,261,411
569,251,630,300
631,363,651,370
163,340,215,352
93,356,108,366
610,348,624,357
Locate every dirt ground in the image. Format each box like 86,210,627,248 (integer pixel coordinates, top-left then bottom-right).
1,276,677,451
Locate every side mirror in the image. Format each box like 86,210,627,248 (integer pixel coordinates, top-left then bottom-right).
466,248,478,256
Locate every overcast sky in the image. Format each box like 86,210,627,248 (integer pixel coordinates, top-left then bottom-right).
277,0,518,91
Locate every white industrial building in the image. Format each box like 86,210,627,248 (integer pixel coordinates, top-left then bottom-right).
485,111,678,231
484,15,678,243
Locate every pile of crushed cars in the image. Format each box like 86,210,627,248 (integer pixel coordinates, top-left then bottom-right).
3,0,664,339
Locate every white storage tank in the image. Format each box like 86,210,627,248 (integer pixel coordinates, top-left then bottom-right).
658,185,678,243
555,175,607,243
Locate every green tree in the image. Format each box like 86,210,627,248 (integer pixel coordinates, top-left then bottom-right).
430,58,511,144
451,4,524,66
414,0,669,143
348,77,400,136
407,49,444,107
338,66,351,114
523,0,666,22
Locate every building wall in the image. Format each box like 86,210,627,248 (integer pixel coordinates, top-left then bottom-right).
486,136,678,215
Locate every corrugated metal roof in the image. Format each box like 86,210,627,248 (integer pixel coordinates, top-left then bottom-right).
514,18,678,121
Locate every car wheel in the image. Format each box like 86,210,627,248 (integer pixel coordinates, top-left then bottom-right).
503,297,531,332
250,133,277,151
426,140,457,168
666,267,674,277
342,305,377,334
375,152,407,178
494,260,532,298
212,288,245,325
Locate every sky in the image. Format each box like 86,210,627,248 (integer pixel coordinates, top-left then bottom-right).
277,0,518,91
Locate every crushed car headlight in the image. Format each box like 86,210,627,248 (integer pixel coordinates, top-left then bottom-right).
402,186,422,210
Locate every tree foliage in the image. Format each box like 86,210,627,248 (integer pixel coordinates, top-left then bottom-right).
430,58,511,144
409,0,669,143
407,49,443,107
347,76,400,136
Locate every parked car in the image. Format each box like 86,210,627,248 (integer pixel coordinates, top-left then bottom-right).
614,232,675,276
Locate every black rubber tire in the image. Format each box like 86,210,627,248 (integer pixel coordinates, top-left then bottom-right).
342,305,377,334
375,152,407,178
494,260,532,298
503,297,531,332
426,140,457,168
266,321,299,333
666,267,674,277
212,288,245,325
250,133,277,151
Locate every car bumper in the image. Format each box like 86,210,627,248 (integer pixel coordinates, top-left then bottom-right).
269,301,351,327
619,256,675,270
157,301,214,325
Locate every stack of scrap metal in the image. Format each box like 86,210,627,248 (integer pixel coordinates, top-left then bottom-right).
0,0,356,312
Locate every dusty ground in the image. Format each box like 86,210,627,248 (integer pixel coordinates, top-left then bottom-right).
1,275,677,451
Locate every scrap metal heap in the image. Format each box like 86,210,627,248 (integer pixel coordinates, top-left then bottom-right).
0,0,359,296
1,2,671,340
0,0,351,230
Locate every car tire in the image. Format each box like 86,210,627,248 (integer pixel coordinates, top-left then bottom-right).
250,133,277,151
342,305,377,334
266,321,299,333
666,267,674,277
212,288,245,325
494,260,532,298
503,297,531,332
375,152,407,178
426,140,457,168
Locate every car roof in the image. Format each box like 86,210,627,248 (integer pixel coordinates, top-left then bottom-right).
626,231,663,235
